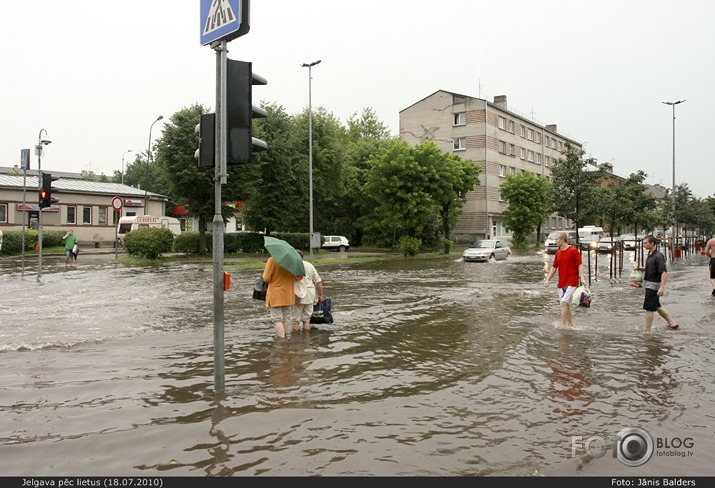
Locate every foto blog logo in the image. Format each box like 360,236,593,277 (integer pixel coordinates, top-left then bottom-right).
571,427,694,467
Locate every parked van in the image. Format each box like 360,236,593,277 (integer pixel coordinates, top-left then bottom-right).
577,225,605,250
117,215,181,246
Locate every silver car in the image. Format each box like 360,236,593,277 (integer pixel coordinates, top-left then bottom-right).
463,239,511,262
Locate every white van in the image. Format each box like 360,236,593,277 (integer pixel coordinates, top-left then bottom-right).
578,225,604,250
117,215,182,246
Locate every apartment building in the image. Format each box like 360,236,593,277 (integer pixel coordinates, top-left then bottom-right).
399,91,582,243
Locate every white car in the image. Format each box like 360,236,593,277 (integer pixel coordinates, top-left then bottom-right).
322,235,350,252
463,239,511,262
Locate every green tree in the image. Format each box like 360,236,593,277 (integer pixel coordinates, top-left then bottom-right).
500,172,552,248
417,142,480,253
360,140,478,253
341,109,395,245
242,102,303,234
155,103,221,254
550,144,603,242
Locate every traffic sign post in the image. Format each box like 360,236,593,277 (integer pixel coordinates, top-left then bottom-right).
112,197,123,259
199,0,252,395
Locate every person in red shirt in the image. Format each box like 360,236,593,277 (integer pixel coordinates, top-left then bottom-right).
544,232,586,327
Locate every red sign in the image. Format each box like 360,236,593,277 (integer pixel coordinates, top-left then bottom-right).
111,196,123,211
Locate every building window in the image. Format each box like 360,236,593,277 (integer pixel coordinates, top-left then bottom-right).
499,164,506,177
520,125,526,137
509,144,516,156
508,120,514,133
535,132,541,144
527,128,534,141
82,206,91,224
67,206,76,225
498,140,507,154
453,137,466,150
545,156,551,167
453,112,466,126
98,206,108,225
544,135,550,147
498,116,506,130
0,203,7,223
528,150,534,162
520,147,526,159
510,166,516,175
552,139,557,149
535,153,541,164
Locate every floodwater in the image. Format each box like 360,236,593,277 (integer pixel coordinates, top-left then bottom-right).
0,249,714,477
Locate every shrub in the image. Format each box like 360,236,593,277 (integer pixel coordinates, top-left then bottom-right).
124,227,174,259
398,235,422,257
174,231,200,254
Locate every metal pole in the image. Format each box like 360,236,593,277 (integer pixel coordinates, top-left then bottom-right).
37,129,48,279
308,66,314,258
301,60,321,258
144,116,163,215
121,149,132,185
662,99,685,254
22,169,26,276
212,39,227,394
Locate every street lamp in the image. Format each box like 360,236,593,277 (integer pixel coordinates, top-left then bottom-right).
121,149,132,185
144,115,163,215
661,99,685,246
301,59,321,258
36,128,52,279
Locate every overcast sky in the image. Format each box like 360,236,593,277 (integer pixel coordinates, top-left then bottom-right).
1,0,712,198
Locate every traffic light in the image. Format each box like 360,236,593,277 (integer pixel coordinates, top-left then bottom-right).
195,112,216,168
226,59,268,165
39,172,60,209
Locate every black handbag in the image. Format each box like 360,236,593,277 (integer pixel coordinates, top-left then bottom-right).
253,277,268,301
310,298,334,324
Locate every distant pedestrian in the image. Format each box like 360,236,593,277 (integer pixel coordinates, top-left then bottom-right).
544,232,586,327
292,250,324,333
638,235,679,332
704,237,715,298
62,229,77,267
262,256,302,339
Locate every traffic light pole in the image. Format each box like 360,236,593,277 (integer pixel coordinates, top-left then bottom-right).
212,39,227,394
37,130,45,279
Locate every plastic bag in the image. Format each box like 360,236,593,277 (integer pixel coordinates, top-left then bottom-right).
628,267,643,288
572,285,591,308
310,298,334,324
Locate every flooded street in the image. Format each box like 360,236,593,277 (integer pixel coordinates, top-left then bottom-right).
1,250,714,477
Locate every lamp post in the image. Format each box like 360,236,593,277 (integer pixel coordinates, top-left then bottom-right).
144,115,163,215
36,128,52,279
121,149,132,185
301,59,321,258
662,99,685,250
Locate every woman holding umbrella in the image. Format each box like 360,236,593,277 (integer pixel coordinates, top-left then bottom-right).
262,237,305,339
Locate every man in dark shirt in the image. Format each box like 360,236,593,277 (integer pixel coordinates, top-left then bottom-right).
638,235,679,332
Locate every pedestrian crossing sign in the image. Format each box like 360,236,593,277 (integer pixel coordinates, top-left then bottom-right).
200,0,249,46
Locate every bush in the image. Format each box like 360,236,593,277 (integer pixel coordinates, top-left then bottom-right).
1,229,38,255
124,227,174,259
174,231,200,254
398,235,422,257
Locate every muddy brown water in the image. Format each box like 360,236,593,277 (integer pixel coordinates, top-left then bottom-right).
1,250,713,476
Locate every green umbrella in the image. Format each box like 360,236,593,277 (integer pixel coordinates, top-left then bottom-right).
263,236,306,276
